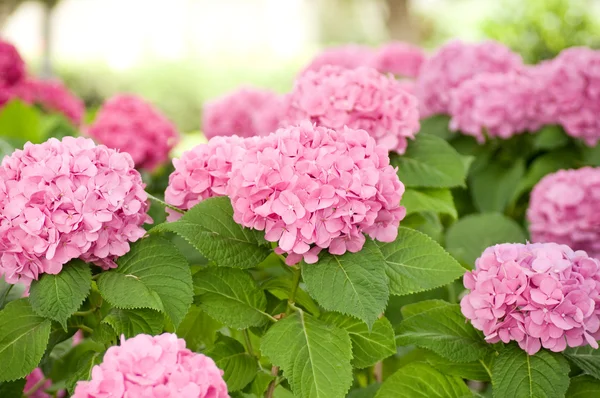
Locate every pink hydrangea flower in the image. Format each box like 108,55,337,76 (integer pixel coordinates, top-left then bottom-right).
164,135,247,221
415,40,523,118
24,368,53,398
202,87,283,139
370,41,427,78
284,65,420,154
448,72,539,142
461,242,600,355
300,44,374,75
528,167,600,258
0,39,25,88
73,333,229,398
0,137,151,285
87,95,179,171
227,122,406,265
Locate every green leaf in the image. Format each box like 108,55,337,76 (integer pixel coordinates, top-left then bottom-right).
207,335,257,391
532,125,569,151
261,277,320,316
470,157,525,212
492,344,570,398
402,188,457,219
322,313,395,368
513,150,578,201
375,362,471,398
0,276,26,310
102,308,164,338
0,379,26,397
65,350,103,394
391,133,466,188
425,351,493,382
176,305,221,351
396,300,490,362
193,267,270,329
29,260,92,329
445,213,527,268
152,197,270,268
419,115,453,140
96,235,193,328
261,311,353,398
564,346,600,380
347,384,381,398
249,372,275,397
400,299,451,318
567,375,600,397
0,299,52,382
0,99,42,143
376,227,465,296
302,239,388,328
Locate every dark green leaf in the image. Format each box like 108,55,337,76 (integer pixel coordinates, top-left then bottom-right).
564,346,600,380
0,379,26,397
567,375,600,397
425,351,493,382
470,158,525,212
176,305,221,351
261,276,320,316
207,335,257,391
65,350,103,394
102,308,164,338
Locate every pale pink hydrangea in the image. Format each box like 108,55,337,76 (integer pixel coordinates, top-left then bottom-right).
527,167,600,258
461,242,600,355
88,95,179,171
202,87,284,139
73,333,229,398
300,44,374,75
416,40,524,118
284,65,420,154
448,72,539,142
0,137,151,285
370,42,427,78
227,122,406,265
0,39,25,88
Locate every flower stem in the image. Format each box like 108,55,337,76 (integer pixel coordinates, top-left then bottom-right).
265,366,280,398
23,376,47,397
75,324,93,334
243,330,255,357
146,192,185,215
74,308,96,317
288,267,301,308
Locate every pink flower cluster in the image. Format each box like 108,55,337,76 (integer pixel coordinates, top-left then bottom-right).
284,65,420,154
448,72,540,142
528,167,600,259
370,42,427,79
416,40,524,118
0,137,151,284
73,333,229,398
227,122,406,264
202,87,283,139
87,95,179,171
164,135,246,221
24,368,54,398
461,242,600,355
0,39,25,88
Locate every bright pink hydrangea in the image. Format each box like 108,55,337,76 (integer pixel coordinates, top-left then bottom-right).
32,79,85,125
227,122,406,265
461,242,600,355
300,44,374,75
448,72,539,142
527,167,600,258
0,137,151,284
202,87,283,139
87,95,179,171
24,368,53,398
164,135,246,221
416,40,523,118
0,39,25,88
284,65,420,154
73,333,229,398
370,42,427,78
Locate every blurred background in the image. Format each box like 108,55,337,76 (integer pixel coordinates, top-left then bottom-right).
2,0,600,133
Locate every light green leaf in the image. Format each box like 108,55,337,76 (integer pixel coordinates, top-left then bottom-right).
323,313,395,368
532,125,569,151
0,99,42,143
302,239,388,328
375,362,470,398
567,375,600,397
376,227,465,296
65,350,103,394
193,267,270,329
492,344,570,398
97,236,193,328
176,305,221,351
261,311,353,398
445,213,527,268
402,188,457,219
0,299,52,382
152,197,270,268
249,372,275,397
396,300,490,362
564,346,600,380
470,158,525,212
419,115,453,140
261,276,320,316
399,298,452,319
391,133,466,188
207,335,257,392
102,308,164,338
29,260,91,329
425,351,493,382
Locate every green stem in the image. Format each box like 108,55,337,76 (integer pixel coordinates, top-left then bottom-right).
479,358,492,380
91,274,101,281
23,376,47,397
146,192,185,215
289,267,301,305
75,324,93,334
74,308,96,317
243,329,255,357
447,282,457,304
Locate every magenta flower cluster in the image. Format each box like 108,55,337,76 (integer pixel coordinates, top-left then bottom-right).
284,65,420,154
0,39,25,88
528,167,600,259
461,242,600,355
0,137,151,284
88,95,179,171
24,368,54,398
202,87,284,139
73,333,229,398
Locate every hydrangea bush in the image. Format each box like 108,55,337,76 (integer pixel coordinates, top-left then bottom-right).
1,37,600,398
